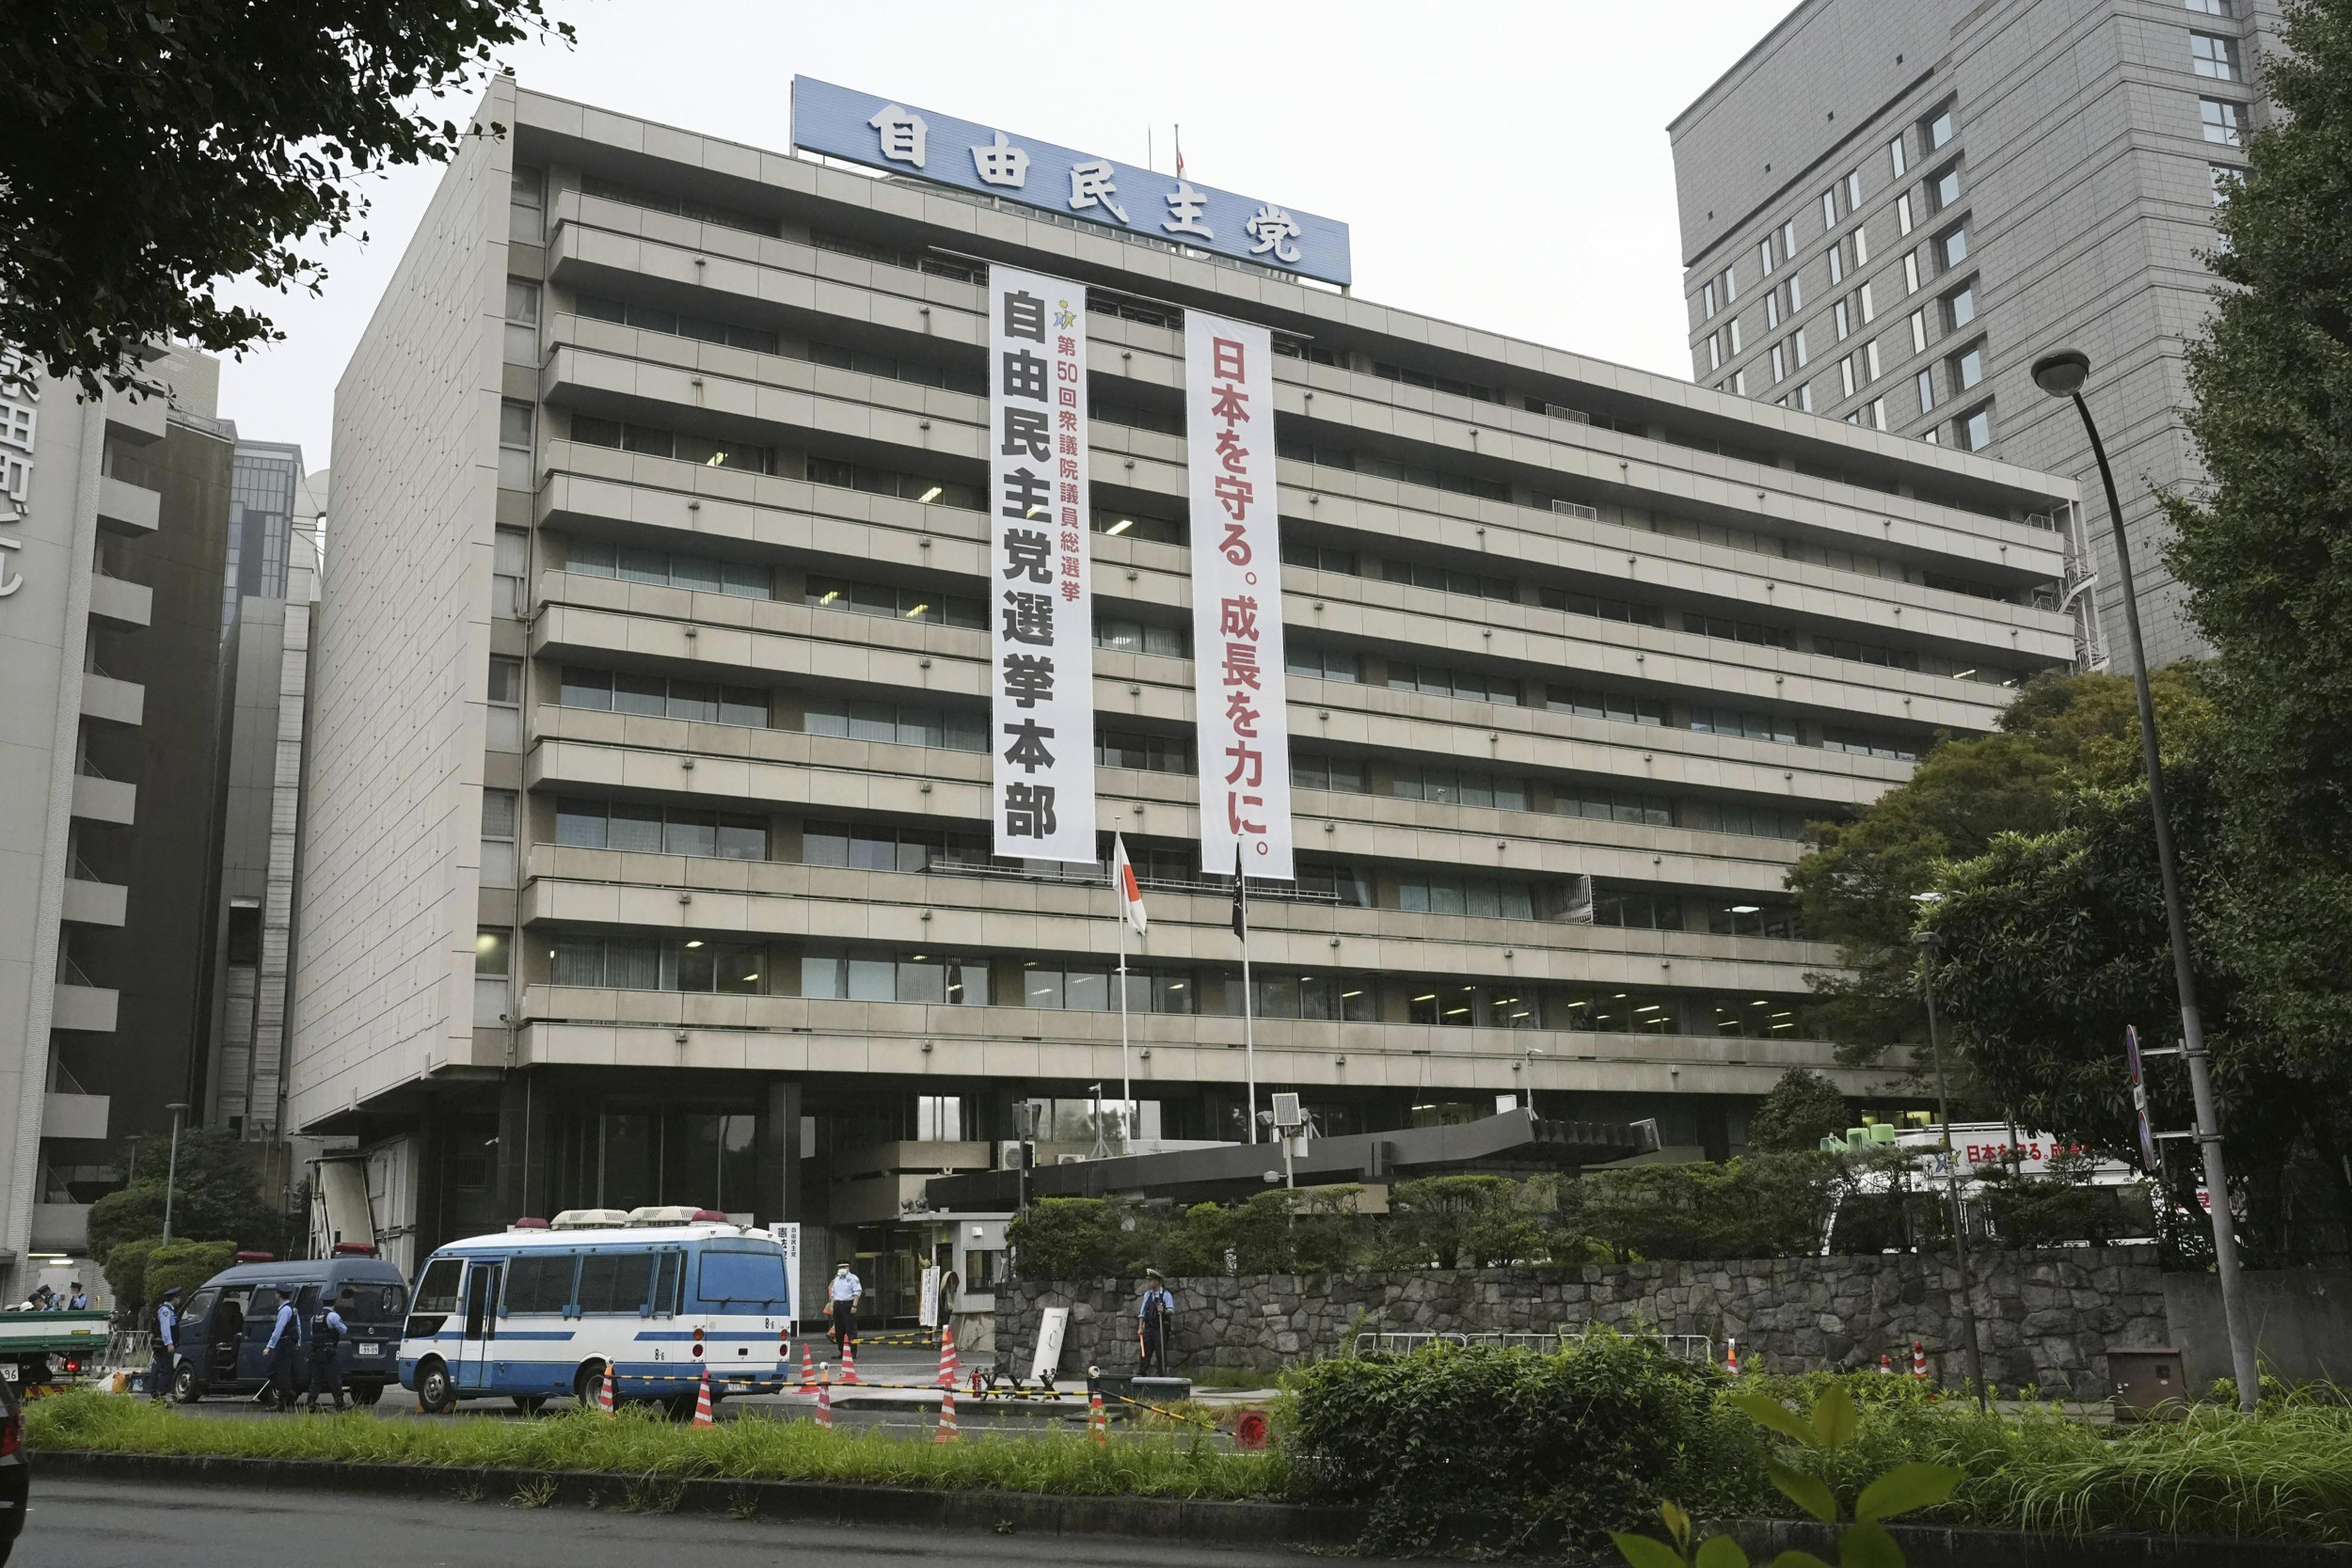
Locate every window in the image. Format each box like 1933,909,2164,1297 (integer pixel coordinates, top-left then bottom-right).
1719,264,1736,304
1867,397,1887,432
504,278,540,366
1684,798,1809,839
498,399,533,491
564,538,770,598
1547,685,1666,726
1391,764,1528,811
1939,225,1969,269
413,1259,464,1316
1860,281,1877,324
2186,0,2233,13
1397,873,1540,922
1788,272,1804,310
1792,327,1809,368
1929,165,1961,211
575,292,782,356
1708,901,1802,940
1707,333,1723,372
1285,641,1360,683
486,656,523,750
1757,239,1773,277
502,1255,574,1316
1555,786,1673,827
1733,368,1747,396
1681,610,1793,649
1904,251,1921,294
1691,704,1798,744
1766,291,1781,330
1380,559,1515,600
481,787,516,887
558,667,769,729
1728,318,1744,355
1702,280,1718,319
1770,342,1787,383
1945,283,1978,330
1798,383,1814,413
1093,615,1188,657
808,574,985,629
577,1253,656,1315
1389,661,1519,705
2201,98,2246,146
572,415,772,475
1915,367,1936,414
1866,341,1883,381
1824,726,1921,761
2209,164,2242,204
802,820,991,876
1097,727,1191,774
1834,299,1851,341
1820,189,1837,230
1926,106,1955,150
556,799,768,862
1845,169,1863,211
474,927,509,1025
803,695,987,751
1291,751,1367,793
1957,403,1994,451
1853,223,1869,265
1888,134,1908,178
1827,245,1845,286
1281,540,1360,576
555,935,770,993
700,1249,790,1309
1589,892,1684,933
1908,310,1928,356
2189,32,2241,80
510,165,543,243
1539,586,1664,627
1778,219,1797,261
1898,193,1915,236
1950,342,1986,392
1840,356,1857,399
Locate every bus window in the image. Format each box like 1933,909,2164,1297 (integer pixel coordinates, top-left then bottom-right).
697,1247,788,1310
653,1251,681,1315
578,1252,655,1314
412,1259,464,1315
502,1253,576,1316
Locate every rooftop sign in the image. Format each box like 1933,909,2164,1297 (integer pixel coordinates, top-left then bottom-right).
790,77,1352,288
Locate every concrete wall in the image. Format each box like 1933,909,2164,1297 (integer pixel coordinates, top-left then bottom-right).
2166,1269,2352,1390
290,76,515,1132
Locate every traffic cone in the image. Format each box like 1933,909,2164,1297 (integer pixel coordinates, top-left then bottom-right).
1912,1339,1930,1380
815,1369,834,1431
934,1386,960,1445
800,1341,818,1393
1724,1338,1740,1379
691,1368,715,1428
1089,1387,1108,1447
1880,1353,1894,1375
596,1363,616,1416
935,1323,960,1387
839,1339,860,1386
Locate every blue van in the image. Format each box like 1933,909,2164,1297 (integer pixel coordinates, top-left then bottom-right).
168,1249,409,1404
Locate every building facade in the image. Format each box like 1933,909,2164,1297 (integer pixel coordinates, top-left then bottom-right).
0,346,237,1283
294,79,2076,1313
1671,0,2280,670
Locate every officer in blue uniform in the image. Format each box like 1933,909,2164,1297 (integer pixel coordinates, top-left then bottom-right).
148,1287,182,1402
259,1289,306,1410
305,1290,351,1411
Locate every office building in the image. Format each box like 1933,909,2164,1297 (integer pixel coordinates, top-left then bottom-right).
0,347,237,1283
294,77,2076,1314
1670,0,2278,669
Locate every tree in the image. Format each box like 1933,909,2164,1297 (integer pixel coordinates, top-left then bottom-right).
1746,1069,1851,1152
0,1,572,393
86,1128,294,1265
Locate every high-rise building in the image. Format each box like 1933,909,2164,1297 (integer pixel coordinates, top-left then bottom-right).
294,78,2075,1310
1669,0,2277,670
0,346,238,1286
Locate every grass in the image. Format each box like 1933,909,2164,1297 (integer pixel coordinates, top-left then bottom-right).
25,1390,1298,1503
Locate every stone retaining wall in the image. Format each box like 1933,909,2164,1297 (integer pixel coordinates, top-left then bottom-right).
1000,1249,2172,1399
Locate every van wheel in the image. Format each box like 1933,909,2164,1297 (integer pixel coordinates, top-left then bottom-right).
350,1382,384,1407
169,1363,202,1404
415,1359,455,1415
511,1396,548,1416
574,1361,607,1409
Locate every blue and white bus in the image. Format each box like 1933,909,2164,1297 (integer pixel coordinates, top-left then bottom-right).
399,1208,799,1413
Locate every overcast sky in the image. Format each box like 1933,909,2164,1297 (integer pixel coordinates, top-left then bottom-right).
213,0,1794,468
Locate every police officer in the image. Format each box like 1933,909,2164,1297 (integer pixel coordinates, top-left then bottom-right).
305,1290,351,1411
826,1262,862,1354
148,1287,182,1402
1136,1268,1177,1377
257,1288,306,1410
66,1281,88,1309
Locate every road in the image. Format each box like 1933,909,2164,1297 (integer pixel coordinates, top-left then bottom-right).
22,1476,1312,1568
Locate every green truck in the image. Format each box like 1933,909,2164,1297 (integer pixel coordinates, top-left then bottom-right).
0,1309,111,1386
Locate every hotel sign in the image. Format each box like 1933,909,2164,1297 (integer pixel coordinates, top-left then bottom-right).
791,77,1352,288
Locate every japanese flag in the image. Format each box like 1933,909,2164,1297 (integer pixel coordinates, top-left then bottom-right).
1111,833,1149,936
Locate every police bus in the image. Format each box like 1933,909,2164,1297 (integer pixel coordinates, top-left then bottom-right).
398,1208,798,1414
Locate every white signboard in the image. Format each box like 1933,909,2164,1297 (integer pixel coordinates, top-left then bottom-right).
766,1220,802,1324
1031,1304,1070,1386
988,264,1096,862
1185,312,1293,878
918,1264,942,1329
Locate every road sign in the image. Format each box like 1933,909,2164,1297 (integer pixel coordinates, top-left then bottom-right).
2125,1026,2158,1175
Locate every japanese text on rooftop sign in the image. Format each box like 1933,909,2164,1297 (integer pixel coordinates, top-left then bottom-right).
790,77,1352,288
0,351,34,602
988,263,1096,863
1186,311,1293,879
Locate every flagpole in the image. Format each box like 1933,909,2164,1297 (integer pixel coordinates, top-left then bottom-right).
1237,848,1257,1145
1117,884,1133,1156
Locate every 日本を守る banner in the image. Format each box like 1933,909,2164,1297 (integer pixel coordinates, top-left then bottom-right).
1185,311,1293,879
988,264,1096,863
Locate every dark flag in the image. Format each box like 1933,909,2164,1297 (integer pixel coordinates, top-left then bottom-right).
1231,846,1248,941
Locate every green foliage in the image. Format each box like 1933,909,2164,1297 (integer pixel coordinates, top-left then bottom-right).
1570,1153,1842,1263
0,1,576,394
87,1129,294,1265
1005,1199,1125,1280
1744,1070,1852,1154
25,1390,1295,1501
1287,1333,1761,1556
100,1238,160,1322
143,1240,236,1307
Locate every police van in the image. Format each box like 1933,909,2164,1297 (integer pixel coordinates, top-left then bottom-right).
398,1209,798,1414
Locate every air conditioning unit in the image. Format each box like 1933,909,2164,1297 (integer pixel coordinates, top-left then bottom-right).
1552,499,1599,521
996,1140,1027,1171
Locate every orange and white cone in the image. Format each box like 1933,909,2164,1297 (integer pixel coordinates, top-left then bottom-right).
1724,1338,1740,1379
596,1363,616,1416
933,1386,960,1445
1089,1387,1108,1447
839,1340,860,1386
800,1341,818,1393
1880,1353,1894,1375
935,1323,960,1387
815,1369,834,1431
691,1368,715,1428
1912,1339,1929,1380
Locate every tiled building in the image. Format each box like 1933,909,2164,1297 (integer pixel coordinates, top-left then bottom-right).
1671,0,2278,669
294,79,2076,1315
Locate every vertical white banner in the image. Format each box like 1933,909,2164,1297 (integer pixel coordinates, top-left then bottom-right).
1186,312,1294,879
988,264,1096,862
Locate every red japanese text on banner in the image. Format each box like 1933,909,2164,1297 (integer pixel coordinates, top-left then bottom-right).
988,264,1095,862
1185,312,1292,879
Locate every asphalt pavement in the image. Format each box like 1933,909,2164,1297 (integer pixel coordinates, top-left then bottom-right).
24,1475,1314,1568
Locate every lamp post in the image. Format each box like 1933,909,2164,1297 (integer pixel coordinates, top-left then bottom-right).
158,1102,190,1245
2031,348,2259,1413
1909,917,1987,1411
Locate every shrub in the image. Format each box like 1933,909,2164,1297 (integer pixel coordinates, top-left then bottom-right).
1747,1068,1851,1153
1006,1198,1122,1280
1286,1332,1763,1556
142,1240,237,1307
102,1239,161,1323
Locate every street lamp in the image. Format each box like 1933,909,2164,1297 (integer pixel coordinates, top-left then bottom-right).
159,1102,190,1245
2032,348,2259,1413
1910,917,1987,1412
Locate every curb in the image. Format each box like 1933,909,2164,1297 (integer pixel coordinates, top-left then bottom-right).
33,1449,1362,1548
1728,1517,2352,1568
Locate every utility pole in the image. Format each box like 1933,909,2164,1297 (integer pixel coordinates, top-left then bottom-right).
159,1103,189,1245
